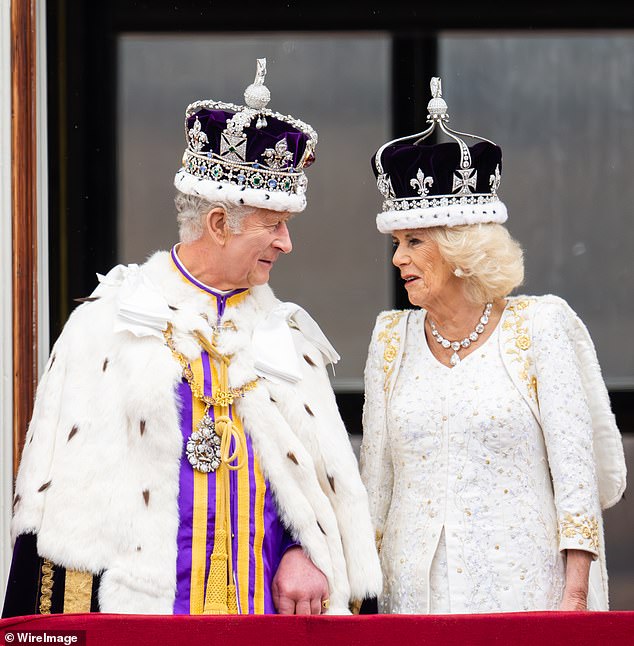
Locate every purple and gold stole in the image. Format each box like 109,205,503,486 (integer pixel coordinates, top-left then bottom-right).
170,248,293,614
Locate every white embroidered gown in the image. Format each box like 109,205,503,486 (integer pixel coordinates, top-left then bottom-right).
366,306,602,614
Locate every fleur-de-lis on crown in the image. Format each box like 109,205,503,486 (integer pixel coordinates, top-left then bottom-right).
489,164,501,193
376,173,395,199
263,138,294,170
410,169,434,196
225,111,251,137
188,117,209,153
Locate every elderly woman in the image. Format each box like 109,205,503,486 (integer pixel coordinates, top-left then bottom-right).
360,78,626,614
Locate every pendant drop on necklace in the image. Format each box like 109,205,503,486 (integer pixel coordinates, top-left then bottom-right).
430,302,493,366
450,340,461,365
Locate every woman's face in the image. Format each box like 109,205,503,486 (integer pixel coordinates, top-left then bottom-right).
391,228,454,308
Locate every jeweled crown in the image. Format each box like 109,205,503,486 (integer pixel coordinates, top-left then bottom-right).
371,77,507,233
174,58,318,213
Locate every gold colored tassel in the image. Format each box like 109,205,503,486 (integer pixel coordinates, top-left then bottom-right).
189,329,244,616
227,583,238,614
203,527,229,615
193,330,224,362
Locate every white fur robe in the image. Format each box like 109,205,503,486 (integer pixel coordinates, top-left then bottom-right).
11,251,382,614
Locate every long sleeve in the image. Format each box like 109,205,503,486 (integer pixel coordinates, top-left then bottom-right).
360,313,397,551
11,329,71,543
532,300,602,557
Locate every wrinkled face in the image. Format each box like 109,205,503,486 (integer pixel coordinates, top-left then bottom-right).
391,228,454,308
222,209,293,288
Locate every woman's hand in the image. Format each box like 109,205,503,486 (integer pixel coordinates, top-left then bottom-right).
560,589,588,611
559,549,592,611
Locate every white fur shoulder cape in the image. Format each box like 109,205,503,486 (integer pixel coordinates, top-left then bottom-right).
11,251,382,614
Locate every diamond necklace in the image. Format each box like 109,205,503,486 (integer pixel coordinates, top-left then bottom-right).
429,302,493,366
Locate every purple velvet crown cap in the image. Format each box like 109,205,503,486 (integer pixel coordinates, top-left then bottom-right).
371,140,502,201
371,75,508,233
186,108,313,171
174,58,318,214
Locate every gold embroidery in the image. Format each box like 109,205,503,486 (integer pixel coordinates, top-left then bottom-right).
515,334,531,351
378,312,405,392
375,529,383,554
504,299,538,403
559,513,599,551
529,375,538,398
39,559,54,614
384,344,397,363
63,570,94,613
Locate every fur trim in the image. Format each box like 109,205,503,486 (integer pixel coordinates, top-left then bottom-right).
376,199,507,233
236,386,351,612
11,250,381,613
265,331,382,600
99,568,175,614
174,169,307,213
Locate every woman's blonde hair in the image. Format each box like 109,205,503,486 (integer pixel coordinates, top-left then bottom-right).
426,223,524,304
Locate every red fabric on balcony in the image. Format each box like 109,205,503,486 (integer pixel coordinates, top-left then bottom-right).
2,612,634,646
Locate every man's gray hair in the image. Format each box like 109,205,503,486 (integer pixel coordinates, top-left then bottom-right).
174,190,257,243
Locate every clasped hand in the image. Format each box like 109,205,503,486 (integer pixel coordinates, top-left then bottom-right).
272,546,330,615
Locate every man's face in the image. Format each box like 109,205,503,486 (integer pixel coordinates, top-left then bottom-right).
221,209,293,288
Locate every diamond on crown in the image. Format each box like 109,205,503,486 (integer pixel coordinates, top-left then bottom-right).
410,169,434,196
188,117,209,153
263,138,294,170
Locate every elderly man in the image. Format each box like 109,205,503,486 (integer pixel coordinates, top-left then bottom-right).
3,60,381,617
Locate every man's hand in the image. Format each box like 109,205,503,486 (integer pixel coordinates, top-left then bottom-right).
272,546,329,615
